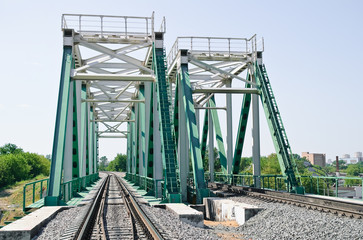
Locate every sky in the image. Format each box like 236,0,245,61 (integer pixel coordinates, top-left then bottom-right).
0,0,362,162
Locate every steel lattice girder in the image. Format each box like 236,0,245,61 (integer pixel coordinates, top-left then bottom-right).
177,64,209,202
45,46,73,206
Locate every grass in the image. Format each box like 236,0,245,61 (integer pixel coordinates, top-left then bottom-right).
0,175,48,225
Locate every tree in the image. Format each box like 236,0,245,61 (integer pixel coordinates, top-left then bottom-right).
106,154,127,172
99,156,108,171
0,154,30,187
0,143,23,155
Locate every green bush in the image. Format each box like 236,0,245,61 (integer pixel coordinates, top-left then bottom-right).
0,154,30,187
20,152,50,178
0,143,51,189
106,154,127,172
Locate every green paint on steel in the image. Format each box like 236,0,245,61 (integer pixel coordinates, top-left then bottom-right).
200,109,208,161
232,74,251,174
139,84,146,177
173,80,179,144
208,96,227,174
255,63,303,193
95,122,99,172
89,106,95,174
179,64,208,203
80,84,87,177
93,118,97,173
85,96,90,176
45,46,73,205
131,107,137,175
135,104,140,177
146,84,154,178
127,122,132,174
72,81,80,179
153,44,180,196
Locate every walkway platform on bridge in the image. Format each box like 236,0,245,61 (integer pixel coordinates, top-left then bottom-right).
25,178,104,211
121,179,162,206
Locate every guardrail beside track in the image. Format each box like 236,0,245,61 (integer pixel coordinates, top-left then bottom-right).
209,182,363,219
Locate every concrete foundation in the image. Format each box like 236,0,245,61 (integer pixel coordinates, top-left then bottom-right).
0,206,65,240
234,202,263,225
203,197,263,225
165,203,204,227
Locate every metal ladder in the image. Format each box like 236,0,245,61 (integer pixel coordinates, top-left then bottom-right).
153,47,180,195
256,64,301,191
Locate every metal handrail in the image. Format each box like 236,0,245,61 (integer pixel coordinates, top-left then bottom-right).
166,35,264,68
23,178,49,212
61,13,154,39
23,173,99,212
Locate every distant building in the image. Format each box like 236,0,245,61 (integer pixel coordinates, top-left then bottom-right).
302,152,326,167
340,152,363,164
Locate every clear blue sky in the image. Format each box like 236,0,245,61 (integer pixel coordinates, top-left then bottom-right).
0,0,362,162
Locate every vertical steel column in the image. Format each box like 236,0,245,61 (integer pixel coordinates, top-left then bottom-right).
45,29,74,206
135,103,140,179
208,103,215,182
95,122,99,172
127,122,132,175
131,107,136,175
85,94,90,176
177,75,189,202
88,106,94,174
226,79,233,175
146,83,154,178
252,73,261,188
178,49,209,203
138,84,146,177
72,81,82,179
64,80,74,184
93,118,97,173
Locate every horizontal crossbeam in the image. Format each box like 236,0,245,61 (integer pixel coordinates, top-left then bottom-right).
193,88,259,94
73,73,155,81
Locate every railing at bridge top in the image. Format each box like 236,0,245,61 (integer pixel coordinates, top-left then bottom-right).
166,35,264,68
61,13,155,40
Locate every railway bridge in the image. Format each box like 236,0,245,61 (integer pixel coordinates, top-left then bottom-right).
45,12,304,206
1,13,362,240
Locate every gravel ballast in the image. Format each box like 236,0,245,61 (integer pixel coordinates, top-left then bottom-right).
141,204,219,240
221,196,363,240
34,206,87,240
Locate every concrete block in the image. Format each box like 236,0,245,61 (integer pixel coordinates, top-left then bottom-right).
165,203,204,227
0,206,65,240
203,197,235,221
235,202,263,225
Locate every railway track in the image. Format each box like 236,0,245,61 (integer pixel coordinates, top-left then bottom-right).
209,182,363,219
61,173,163,240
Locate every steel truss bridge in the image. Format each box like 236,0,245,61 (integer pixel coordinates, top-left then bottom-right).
45,13,304,206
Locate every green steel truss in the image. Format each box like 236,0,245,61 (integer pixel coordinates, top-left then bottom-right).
45,46,73,206
47,15,305,208
178,64,209,203
255,63,303,193
232,74,251,174
208,96,228,173
146,84,154,179
200,108,208,161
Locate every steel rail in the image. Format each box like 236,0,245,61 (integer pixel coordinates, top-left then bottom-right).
209,182,363,219
113,174,164,240
74,175,110,240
